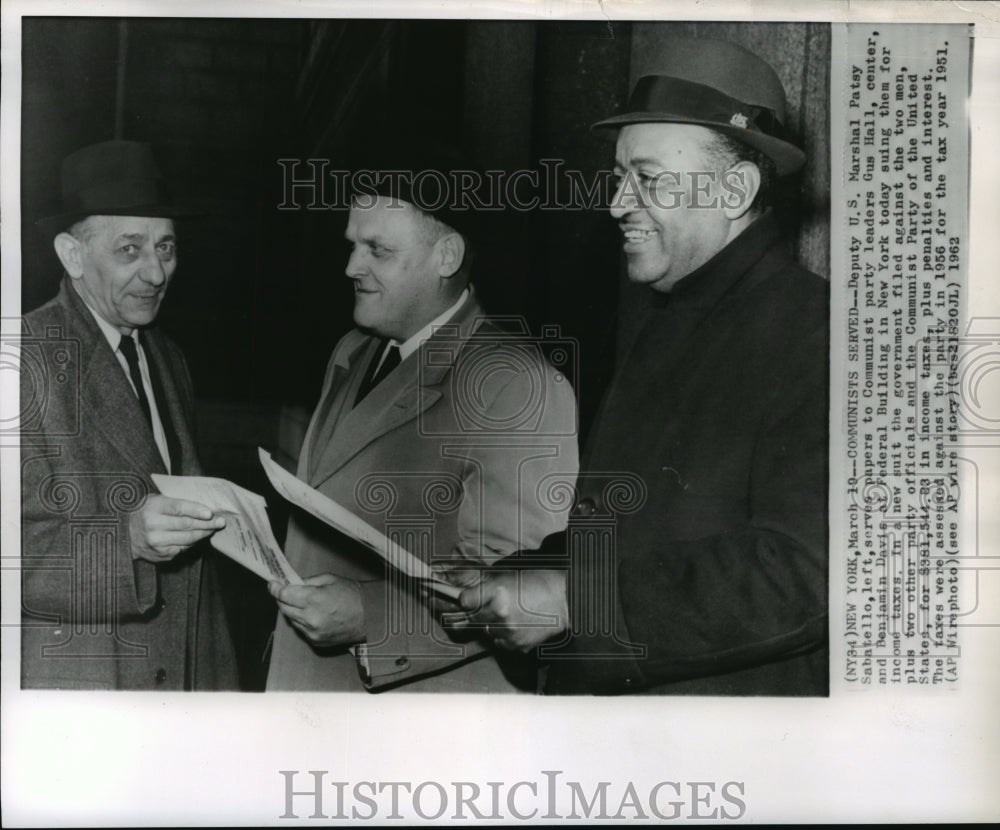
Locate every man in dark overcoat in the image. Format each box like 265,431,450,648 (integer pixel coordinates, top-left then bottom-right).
20,140,238,690
453,38,829,695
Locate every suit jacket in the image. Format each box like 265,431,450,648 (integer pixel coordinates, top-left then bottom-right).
266,292,579,692
20,278,238,690
541,214,829,695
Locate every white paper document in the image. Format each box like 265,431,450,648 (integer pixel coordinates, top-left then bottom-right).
151,473,302,585
258,448,462,600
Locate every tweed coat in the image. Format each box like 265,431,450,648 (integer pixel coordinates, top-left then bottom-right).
541,214,829,695
266,292,579,692
20,279,238,690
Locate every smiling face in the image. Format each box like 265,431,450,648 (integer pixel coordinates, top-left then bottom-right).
611,123,745,293
344,196,462,341
55,215,178,334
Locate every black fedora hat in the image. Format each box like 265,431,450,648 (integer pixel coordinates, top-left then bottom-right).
592,38,806,176
349,137,483,242
37,140,202,237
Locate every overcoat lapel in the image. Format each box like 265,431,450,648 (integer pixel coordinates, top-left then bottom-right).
307,295,482,489
60,283,165,476
304,337,369,481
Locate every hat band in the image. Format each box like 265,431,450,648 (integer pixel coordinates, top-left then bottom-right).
628,75,785,140
63,177,165,214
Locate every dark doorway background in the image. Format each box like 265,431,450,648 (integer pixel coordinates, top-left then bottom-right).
20,17,830,689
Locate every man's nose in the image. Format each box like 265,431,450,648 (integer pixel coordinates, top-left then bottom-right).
609,176,639,220
345,247,366,279
140,251,168,286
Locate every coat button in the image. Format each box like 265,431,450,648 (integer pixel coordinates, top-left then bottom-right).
154,668,167,684
155,597,166,612
395,657,409,668
572,498,597,517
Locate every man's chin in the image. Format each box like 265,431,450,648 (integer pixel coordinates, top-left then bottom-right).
123,312,159,329
626,264,668,287
353,314,386,338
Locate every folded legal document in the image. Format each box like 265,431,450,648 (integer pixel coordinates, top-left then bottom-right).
151,452,461,600
257,449,461,600
151,472,302,585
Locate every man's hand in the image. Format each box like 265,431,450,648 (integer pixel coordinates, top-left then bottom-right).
268,573,366,649
425,561,489,619
435,560,488,590
450,569,569,652
129,494,225,563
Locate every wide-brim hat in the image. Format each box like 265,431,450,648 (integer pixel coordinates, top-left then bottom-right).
36,140,203,237
592,38,806,176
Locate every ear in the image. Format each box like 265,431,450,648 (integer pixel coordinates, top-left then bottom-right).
721,160,761,221
53,232,86,279
435,231,466,279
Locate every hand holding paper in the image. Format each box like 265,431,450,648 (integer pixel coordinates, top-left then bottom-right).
152,453,463,600
449,568,569,652
268,573,366,648
151,473,301,585
128,494,226,563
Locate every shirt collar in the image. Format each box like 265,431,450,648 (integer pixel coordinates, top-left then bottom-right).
392,287,470,361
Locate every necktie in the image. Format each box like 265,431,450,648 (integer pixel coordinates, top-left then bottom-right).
118,335,153,425
354,340,402,406
118,333,179,471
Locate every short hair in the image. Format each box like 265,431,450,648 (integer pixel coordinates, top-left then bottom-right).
703,130,777,214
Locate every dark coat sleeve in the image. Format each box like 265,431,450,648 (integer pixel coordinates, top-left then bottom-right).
541,306,829,695
615,341,828,686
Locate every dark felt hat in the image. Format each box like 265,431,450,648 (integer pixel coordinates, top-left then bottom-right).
349,139,483,241
592,38,806,176
37,140,201,236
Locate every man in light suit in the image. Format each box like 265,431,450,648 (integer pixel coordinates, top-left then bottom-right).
266,149,579,692
20,140,237,690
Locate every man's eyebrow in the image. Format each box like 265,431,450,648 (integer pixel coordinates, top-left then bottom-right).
155,233,176,244
345,233,390,247
114,232,148,244
620,155,667,168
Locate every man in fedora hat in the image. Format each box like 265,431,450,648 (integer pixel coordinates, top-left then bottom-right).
20,139,238,690
451,38,829,695
265,142,578,692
